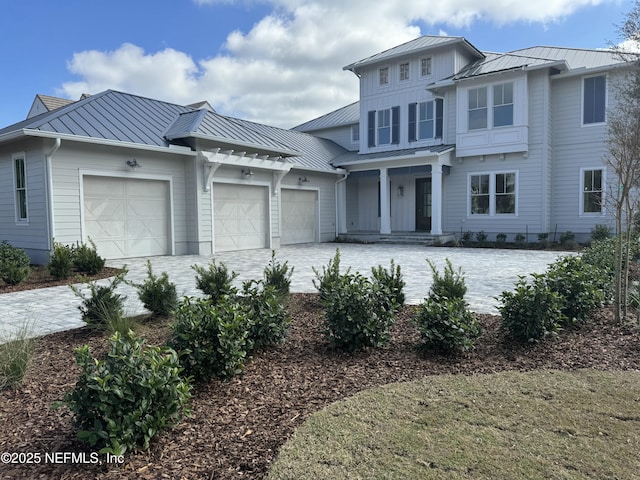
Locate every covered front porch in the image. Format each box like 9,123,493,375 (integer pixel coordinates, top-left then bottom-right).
335,146,455,237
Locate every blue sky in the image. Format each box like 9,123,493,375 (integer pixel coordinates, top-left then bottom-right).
0,0,633,129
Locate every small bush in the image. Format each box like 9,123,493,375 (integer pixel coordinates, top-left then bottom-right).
427,258,467,300
559,231,575,247
323,272,397,352
415,297,481,353
514,233,526,245
0,323,36,390
73,238,105,275
538,232,549,248
131,261,178,317
193,260,238,303
263,250,293,300
70,271,127,328
475,230,488,245
461,231,473,244
496,233,507,244
591,224,612,242
0,241,31,285
48,241,75,279
242,280,290,349
498,274,564,343
59,330,191,456
312,249,350,305
169,296,250,381
371,259,405,307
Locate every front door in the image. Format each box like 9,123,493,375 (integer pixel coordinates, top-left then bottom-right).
415,177,432,231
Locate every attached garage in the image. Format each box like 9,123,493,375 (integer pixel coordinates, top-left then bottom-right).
83,176,171,259
213,183,269,252
281,189,318,245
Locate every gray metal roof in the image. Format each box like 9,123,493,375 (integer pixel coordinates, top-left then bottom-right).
293,101,359,132
332,145,455,167
344,36,484,72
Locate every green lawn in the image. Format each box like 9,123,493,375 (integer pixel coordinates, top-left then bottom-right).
267,369,640,480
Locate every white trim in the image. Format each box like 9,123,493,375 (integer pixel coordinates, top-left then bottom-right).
467,170,519,217
78,169,176,256
581,73,608,127
12,152,28,225
579,167,606,216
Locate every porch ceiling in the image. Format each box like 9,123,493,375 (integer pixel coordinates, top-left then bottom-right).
332,145,455,171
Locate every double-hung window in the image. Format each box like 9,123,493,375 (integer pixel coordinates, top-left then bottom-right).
583,75,606,125
470,172,517,216
13,153,28,222
408,99,443,142
377,109,392,145
493,83,514,127
379,67,389,86
582,168,604,214
421,57,432,76
368,107,400,147
400,62,410,81
468,87,488,130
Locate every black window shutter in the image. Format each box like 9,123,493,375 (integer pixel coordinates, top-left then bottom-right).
408,103,417,142
368,110,376,147
435,98,444,138
391,106,400,144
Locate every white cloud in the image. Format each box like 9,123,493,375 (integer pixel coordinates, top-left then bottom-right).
58,0,617,128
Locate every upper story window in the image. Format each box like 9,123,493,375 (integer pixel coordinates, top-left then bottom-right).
468,87,488,130
493,83,514,127
583,75,606,125
367,107,400,147
581,168,604,214
420,57,432,77
400,62,410,81
469,171,517,216
408,99,444,142
379,67,389,86
351,124,359,144
13,153,28,222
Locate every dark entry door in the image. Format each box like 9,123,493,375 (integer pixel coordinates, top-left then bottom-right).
415,177,432,231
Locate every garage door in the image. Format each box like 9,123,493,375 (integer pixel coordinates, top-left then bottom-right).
281,189,317,245
83,176,170,259
213,183,268,252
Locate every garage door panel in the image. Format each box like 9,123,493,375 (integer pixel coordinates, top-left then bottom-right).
282,189,317,245
213,184,268,252
83,176,169,259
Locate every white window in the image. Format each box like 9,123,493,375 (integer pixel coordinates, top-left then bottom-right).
468,87,488,130
351,124,359,143
377,108,392,145
493,83,514,127
379,67,389,85
400,62,410,81
469,171,517,216
13,153,28,222
421,57,432,76
581,168,604,214
583,75,606,125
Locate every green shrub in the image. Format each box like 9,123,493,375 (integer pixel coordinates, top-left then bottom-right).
130,260,178,317
192,260,238,303
498,274,564,343
461,231,473,244
559,231,575,247
371,259,405,307
59,330,191,456
475,230,488,245
427,258,467,300
242,280,290,349
70,271,127,328
544,255,606,325
312,249,350,305
591,224,612,241
169,296,250,381
514,233,526,245
48,241,75,279
323,272,397,352
0,323,36,390
263,250,293,300
0,241,31,285
415,297,481,353
538,232,549,248
73,238,105,275
496,233,507,244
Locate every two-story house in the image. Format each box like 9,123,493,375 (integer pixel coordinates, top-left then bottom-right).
295,35,623,243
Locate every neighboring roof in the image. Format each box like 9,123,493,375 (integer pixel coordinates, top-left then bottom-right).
292,102,359,133
332,145,455,168
344,35,484,72
36,94,75,112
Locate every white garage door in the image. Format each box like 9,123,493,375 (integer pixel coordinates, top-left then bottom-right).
281,189,317,245
213,183,268,252
83,176,170,259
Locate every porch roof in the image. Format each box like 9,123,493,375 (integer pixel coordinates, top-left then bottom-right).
331,144,455,168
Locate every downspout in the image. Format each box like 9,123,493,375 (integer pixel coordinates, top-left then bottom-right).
45,138,61,253
335,171,349,238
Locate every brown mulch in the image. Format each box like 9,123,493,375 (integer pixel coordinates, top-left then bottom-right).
0,266,122,294
1,293,639,479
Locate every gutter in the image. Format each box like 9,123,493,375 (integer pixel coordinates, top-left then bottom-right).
45,138,61,253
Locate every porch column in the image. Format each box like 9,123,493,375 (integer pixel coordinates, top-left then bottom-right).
431,163,443,235
379,167,391,234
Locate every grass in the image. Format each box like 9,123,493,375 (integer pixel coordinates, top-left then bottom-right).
0,323,37,390
267,369,640,480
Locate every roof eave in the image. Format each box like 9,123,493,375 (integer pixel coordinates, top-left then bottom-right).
169,132,301,157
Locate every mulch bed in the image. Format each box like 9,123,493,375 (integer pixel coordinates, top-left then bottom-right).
0,267,122,294
1,293,639,479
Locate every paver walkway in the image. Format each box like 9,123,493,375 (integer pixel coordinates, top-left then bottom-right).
0,244,568,339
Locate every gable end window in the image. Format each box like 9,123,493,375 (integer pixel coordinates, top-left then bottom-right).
379,67,389,86
13,154,28,222
583,75,606,124
582,168,604,214
368,107,400,147
421,57,432,76
351,124,360,144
